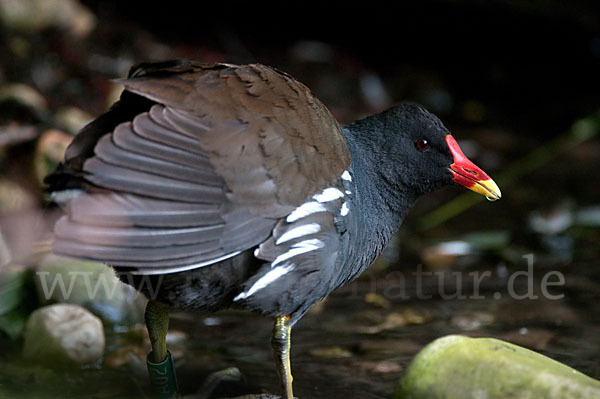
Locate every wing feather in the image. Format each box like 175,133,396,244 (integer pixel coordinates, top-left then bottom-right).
83,158,224,203
111,121,213,170
50,62,351,276
94,135,207,184
69,193,222,228
135,108,207,155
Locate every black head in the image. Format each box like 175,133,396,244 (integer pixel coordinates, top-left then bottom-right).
347,103,500,201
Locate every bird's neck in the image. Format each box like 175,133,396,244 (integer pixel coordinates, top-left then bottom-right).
341,124,416,269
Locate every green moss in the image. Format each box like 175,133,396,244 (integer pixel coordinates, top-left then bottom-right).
34,254,145,325
394,335,600,399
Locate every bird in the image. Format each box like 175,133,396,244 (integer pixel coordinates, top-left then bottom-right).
45,60,501,399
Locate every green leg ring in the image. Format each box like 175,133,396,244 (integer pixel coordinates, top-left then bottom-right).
146,350,180,399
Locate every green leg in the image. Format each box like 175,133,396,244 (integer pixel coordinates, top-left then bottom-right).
271,316,294,399
145,300,180,399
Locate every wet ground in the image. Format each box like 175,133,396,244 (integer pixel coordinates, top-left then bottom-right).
1,1,600,398
2,208,600,399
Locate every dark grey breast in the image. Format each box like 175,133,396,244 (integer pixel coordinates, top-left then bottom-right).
50,62,351,277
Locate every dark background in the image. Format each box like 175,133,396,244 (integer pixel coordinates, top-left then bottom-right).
84,0,600,132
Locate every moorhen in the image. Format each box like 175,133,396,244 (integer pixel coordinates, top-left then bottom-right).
45,61,501,399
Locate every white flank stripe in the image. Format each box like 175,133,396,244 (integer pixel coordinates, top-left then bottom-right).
341,170,352,181
272,238,325,267
276,223,321,245
340,202,349,216
233,263,294,300
286,201,326,223
313,187,345,203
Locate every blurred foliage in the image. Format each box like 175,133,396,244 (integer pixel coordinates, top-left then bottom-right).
0,266,38,339
419,110,600,230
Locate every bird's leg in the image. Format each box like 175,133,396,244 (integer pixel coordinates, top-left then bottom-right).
145,300,180,399
146,300,169,363
271,316,294,399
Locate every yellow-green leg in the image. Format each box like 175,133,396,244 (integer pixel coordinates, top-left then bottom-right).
145,300,180,399
271,316,294,399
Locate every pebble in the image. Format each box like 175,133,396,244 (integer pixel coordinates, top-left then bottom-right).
23,303,105,365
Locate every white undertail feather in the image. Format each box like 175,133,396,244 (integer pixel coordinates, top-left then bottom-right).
313,187,344,203
238,182,347,300
235,238,325,300
286,201,326,223
272,238,325,267
286,185,347,223
275,223,321,245
340,202,349,216
233,263,294,300
341,170,352,182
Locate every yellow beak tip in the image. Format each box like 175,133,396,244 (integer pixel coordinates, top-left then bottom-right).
474,178,501,201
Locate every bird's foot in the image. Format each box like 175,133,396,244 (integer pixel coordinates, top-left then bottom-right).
184,366,295,398
179,367,241,399
170,365,297,399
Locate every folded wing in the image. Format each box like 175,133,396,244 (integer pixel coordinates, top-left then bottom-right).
50,62,351,275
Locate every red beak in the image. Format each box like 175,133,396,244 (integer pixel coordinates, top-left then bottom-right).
446,134,501,201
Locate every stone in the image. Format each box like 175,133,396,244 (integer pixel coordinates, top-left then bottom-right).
394,335,600,399
23,303,104,365
34,254,146,325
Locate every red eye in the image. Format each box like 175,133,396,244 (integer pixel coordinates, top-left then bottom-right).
415,138,430,151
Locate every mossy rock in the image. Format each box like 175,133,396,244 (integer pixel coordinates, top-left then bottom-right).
34,254,145,324
394,335,600,399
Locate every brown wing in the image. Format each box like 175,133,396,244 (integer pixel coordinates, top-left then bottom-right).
118,62,350,217
50,61,351,274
